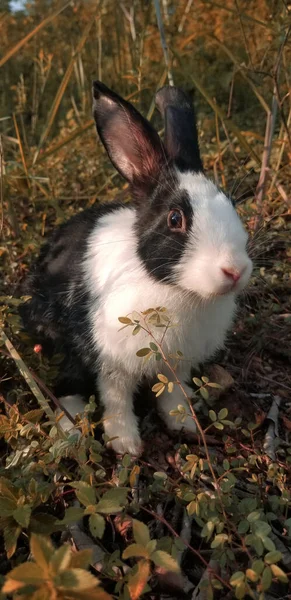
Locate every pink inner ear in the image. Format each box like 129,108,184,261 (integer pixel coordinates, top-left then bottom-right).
106,112,164,184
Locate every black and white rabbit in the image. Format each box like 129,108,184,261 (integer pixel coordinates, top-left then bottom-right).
20,81,253,455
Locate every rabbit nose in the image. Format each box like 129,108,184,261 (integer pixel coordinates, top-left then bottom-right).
221,267,244,282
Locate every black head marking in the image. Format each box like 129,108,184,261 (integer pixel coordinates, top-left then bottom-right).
136,172,193,283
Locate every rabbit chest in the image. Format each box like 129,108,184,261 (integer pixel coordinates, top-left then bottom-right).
84,207,236,377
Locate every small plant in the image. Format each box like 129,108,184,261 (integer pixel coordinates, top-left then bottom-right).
2,534,112,600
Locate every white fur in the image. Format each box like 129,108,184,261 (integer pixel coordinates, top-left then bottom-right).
176,172,253,297
82,172,252,454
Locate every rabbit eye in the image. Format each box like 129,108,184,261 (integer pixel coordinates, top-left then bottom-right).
168,209,186,232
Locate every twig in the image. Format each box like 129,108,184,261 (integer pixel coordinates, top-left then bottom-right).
153,0,174,86
178,0,194,33
254,85,278,210
120,2,136,42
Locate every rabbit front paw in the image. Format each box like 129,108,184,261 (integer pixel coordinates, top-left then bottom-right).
108,433,143,457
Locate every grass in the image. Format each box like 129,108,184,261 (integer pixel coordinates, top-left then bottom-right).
0,1,291,599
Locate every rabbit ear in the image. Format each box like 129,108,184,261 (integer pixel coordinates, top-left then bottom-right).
155,86,203,173
92,81,167,193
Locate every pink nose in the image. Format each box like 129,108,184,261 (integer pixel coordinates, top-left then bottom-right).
221,267,242,283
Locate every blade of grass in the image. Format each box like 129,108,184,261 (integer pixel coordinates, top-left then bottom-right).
33,18,96,165
154,0,174,85
12,113,30,189
0,1,72,68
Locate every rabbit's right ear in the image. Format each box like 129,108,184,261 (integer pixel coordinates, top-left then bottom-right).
155,86,203,173
92,81,167,194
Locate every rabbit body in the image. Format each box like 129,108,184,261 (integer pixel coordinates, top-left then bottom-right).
21,82,253,455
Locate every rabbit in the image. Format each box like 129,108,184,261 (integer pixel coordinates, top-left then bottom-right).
20,81,253,456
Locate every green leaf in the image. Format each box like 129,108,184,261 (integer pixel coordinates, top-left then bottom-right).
24,409,44,423
262,536,276,552
254,520,271,537
89,514,105,539
58,506,85,525
264,551,282,564
122,543,150,560
0,498,17,516
132,325,141,335
247,511,261,523
0,478,18,501
122,454,131,467
261,566,272,591
151,550,180,573
70,482,96,507
51,544,71,573
136,348,151,357
57,568,99,590
213,422,224,430
13,505,31,528
235,581,246,599
237,520,249,534
127,559,150,600
30,513,58,535
149,342,158,352
153,471,167,482
245,534,264,556
201,521,215,541
95,488,127,515
207,382,222,389
200,387,209,400
4,562,43,585
218,408,228,420
252,559,264,575
4,525,21,559
132,519,151,547
270,564,288,583
230,571,245,586
30,535,54,571
118,317,132,324
146,539,157,554
193,377,202,387
211,533,228,548
209,410,217,422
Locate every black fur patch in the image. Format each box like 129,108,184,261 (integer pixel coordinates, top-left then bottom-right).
135,170,193,283
19,202,124,397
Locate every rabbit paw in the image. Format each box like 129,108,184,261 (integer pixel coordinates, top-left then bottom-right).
108,435,143,457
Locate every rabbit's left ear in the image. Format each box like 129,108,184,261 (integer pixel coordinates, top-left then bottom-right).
155,86,203,173
92,81,167,195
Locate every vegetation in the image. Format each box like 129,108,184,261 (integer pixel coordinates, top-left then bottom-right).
0,1,290,598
